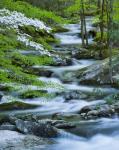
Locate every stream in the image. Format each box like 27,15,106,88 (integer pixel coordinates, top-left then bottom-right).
46,18,119,150
1,17,119,150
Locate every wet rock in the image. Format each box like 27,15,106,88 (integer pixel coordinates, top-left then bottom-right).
37,119,76,129
53,56,72,66
60,90,87,101
0,92,3,101
66,118,119,138
55,122,76,129
0,130,53,150
52,112,81,122
88,29,97,38
0,123,17,131
32,67,53,77
87,110,98,116
15,119,59,138
52,26,69,33
8,116,18,125
79,103,118,119
72,48,94,59
76,56,119,86
0,101,39,111
79,105,95,114
113,102,119,113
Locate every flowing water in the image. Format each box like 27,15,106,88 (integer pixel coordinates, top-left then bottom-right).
45,17,119,150
55,17,94,45
2,17,119,150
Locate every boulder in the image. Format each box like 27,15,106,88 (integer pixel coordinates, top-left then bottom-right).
76,56,119,86
79,103,116,119
79,105,95,114
15,119,59,138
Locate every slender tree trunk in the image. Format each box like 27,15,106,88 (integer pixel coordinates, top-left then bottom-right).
108,0,113,83
80,0,88,47
81,0,88,46
99,0,105,57
100,0,104,42
80,13,85,47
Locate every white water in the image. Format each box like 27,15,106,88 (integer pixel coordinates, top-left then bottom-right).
41,18,119,150
48,118,119,150
51,134,119,150
55,17,95,45
1,14,118,150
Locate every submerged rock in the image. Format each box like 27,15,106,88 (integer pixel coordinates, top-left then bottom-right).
66,118,119,137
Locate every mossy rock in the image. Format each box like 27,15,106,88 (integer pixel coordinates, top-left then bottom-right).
20,90,48,99
0,101,39,111
19,25,54,38
52,26,69,33
0,84,14,92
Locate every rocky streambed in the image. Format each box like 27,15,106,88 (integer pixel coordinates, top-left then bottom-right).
1,17,119,150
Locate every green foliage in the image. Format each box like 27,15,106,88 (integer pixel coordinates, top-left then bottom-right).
11,52,54,67
0,27,54,86
94,32,107,43
0,27,26,51
0,0,66,24
19,25,59,49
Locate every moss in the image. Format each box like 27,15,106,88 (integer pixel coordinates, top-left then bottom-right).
52,26,69,33
0,27,26,51
0,101,39,111
0,3,63,100
19,25,58,49
19,89,48,99
11,52,54,68
19,25,47,37
0,84,15,92
0,27,55,87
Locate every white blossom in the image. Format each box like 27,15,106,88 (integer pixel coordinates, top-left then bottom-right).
0,8,52,56
0,8,51,32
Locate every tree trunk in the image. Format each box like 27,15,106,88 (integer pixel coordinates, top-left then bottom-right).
80,13,85,47
80,0,88,47
82,0,88,47
108,0,113,83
